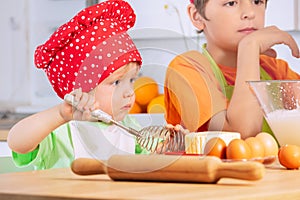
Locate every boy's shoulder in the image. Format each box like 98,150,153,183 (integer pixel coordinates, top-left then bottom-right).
183,50,204,56
169,50,214,77
170,50,210,67
174,50,204,61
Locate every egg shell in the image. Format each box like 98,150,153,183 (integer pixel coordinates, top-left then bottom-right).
204,137,227,159
256,132,279,157
226,139,252,160
245,137,265,159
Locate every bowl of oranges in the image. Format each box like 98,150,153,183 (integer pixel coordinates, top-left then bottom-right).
129,76,166,127
130,76,165,114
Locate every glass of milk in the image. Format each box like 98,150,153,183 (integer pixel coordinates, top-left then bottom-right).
248,80,300,146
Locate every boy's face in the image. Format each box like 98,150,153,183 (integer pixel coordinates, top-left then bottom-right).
93,62,139,121
202,0,266,51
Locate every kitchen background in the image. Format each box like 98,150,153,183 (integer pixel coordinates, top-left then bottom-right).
1,0,299,112
0,0,299,158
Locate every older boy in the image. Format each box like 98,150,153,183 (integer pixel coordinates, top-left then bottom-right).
164,0,300,138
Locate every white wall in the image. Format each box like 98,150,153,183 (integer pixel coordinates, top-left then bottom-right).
0,0,85,112
0,0,30,108
273,31,300,74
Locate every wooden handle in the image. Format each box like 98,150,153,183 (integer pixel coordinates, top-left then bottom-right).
216,161,265,181
71,155,265,183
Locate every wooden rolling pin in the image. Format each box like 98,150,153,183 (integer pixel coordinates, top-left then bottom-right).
71,155,265,183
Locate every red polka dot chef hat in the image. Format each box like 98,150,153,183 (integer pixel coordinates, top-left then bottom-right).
34,0,142,99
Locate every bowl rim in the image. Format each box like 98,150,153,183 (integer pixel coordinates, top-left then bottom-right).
247,80,300,84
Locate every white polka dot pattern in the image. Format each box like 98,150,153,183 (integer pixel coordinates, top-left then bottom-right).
34,0,142,99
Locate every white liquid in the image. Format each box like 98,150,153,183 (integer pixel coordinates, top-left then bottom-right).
266,109,300,146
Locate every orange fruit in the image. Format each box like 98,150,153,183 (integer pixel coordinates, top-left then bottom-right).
204,137,227,159
134,76,159,106
278,144,300,170
129,102,142,114
147,94,166,114
226,139,252,160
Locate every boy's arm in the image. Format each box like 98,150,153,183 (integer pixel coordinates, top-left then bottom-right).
224,26,299,138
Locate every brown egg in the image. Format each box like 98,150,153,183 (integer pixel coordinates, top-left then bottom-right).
278,144,300,170
204,137,227,159
226,139,252,160
256,132,279,157
245,137,265,161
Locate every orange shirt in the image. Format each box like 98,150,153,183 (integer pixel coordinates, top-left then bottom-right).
164,51,300,132
219,54,300,85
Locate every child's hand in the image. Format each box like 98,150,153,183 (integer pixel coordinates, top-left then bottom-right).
240,26,300,58
154,124,189,153
60,88,98,122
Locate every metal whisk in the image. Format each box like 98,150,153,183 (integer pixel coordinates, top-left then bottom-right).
64,94,185,153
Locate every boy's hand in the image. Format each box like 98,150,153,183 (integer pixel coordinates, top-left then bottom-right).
240,26,300,58
60,88,98,122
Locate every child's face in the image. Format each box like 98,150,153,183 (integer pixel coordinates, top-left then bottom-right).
202,0,266,51
92,62,139,121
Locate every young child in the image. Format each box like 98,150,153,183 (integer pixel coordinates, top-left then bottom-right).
164,0,300,139
7,0,148,170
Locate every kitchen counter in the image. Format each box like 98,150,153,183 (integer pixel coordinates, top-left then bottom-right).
0,163,300,200
0,130,8,141
0,130,10,158
0,111,31,141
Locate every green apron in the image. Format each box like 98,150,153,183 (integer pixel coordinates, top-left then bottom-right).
201,45,276,139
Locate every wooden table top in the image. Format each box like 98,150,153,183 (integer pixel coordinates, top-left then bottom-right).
0,163,300,200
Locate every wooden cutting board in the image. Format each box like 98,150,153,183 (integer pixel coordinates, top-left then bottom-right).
71,154,265,183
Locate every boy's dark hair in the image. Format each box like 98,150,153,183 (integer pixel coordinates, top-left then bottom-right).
193,0,210,21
